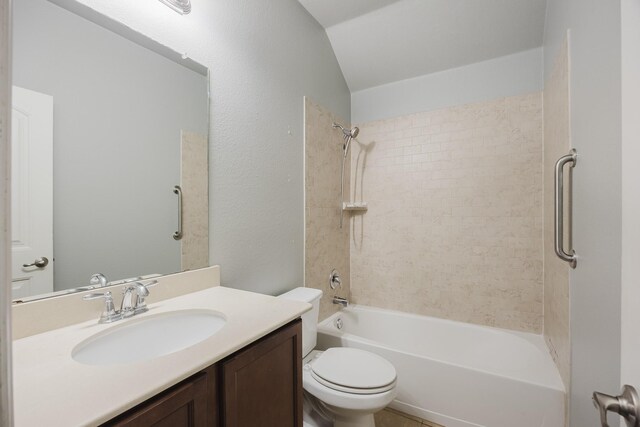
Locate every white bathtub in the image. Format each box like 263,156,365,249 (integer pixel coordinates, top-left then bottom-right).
316,305,564,427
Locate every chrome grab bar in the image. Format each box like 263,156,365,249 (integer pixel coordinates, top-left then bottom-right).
173,185,183,241
554,149,577,268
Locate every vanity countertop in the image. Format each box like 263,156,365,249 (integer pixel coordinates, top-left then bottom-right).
12,285,311,427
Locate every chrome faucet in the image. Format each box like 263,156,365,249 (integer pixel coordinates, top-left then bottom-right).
84,280,157,324
132,282,152,314
121,281,156,317
120,285,137,318
83,291,122,323
332,296,349,307
89,273,108,288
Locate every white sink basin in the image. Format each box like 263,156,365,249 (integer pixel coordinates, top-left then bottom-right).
72,310,226,365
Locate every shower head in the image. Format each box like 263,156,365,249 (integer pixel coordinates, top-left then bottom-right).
332,123,359,139
333,123,359,159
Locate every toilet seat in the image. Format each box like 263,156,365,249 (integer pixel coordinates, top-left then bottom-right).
303,367,397,412
302,348,397,412
310,348,397,395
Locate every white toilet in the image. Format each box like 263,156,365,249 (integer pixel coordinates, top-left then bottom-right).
280,288,397,427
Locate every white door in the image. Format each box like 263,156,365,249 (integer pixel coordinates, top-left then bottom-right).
11,86,54,299
591,0,640,426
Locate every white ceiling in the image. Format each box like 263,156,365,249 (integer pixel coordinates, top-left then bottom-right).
298,0,547,92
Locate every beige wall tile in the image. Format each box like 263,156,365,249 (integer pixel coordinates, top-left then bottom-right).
181,131,209,271
350,93,544,333
543,37,571,392
304,98,350,320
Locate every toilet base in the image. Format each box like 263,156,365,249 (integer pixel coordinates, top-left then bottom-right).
303,392,332,427
334,413,375,427
304,393,378,427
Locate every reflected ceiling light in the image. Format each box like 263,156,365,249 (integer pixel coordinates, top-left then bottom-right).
159,0,191,14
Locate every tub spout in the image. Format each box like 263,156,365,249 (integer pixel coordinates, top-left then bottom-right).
333,296,349,307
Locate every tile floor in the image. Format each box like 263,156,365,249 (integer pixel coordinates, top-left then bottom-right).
374,408,445,427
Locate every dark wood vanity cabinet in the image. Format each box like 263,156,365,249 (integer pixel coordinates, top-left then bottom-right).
102,319,302,427
220,317,303,427
104,371,212,427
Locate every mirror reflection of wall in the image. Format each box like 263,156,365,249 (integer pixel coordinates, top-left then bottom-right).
11,0,209,299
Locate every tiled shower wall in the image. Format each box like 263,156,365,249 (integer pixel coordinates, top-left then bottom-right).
543,38,571,390
350,93,544,333
181,131,209,271
304,98,350,320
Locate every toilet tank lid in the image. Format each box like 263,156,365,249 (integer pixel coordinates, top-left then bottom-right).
279,287,322,303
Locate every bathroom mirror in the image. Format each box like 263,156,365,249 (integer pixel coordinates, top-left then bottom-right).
11,0,210,301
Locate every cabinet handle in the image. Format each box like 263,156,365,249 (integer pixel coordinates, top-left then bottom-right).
554,149,577,268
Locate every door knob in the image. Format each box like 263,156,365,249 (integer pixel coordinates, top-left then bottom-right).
593,385,640,427
22,256,49,269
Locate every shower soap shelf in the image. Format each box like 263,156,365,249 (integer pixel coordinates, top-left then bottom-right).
342,202,368,212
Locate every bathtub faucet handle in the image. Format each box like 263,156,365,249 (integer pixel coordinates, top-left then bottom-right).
329,269,342,290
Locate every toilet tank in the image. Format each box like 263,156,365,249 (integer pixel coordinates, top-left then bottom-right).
279,287,322,357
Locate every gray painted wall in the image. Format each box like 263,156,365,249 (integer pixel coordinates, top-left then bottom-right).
351,48,543,124
544,2,622,426
65,0,351,296
13,0,208,290
206,3,350,295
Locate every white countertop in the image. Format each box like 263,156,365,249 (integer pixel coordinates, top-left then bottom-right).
12,286,311,427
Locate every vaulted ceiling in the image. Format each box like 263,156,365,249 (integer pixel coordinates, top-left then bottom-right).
298,0,547,92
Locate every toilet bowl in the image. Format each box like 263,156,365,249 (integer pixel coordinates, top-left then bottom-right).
303,349,397,427
279,288,397,427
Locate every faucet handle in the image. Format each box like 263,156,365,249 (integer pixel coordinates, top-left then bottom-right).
83,291,122,324
132,280,157,314
330,269,342,290
121,280,158,317
140,279,158,289
83,292,112,301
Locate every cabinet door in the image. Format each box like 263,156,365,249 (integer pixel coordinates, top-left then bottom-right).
221,320,303,427
104,372,210,427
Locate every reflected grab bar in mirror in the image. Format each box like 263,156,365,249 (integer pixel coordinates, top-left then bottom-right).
554,149,577,268
173,185,183,241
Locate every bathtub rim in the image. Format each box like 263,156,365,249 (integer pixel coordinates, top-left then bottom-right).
317,304,565,393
